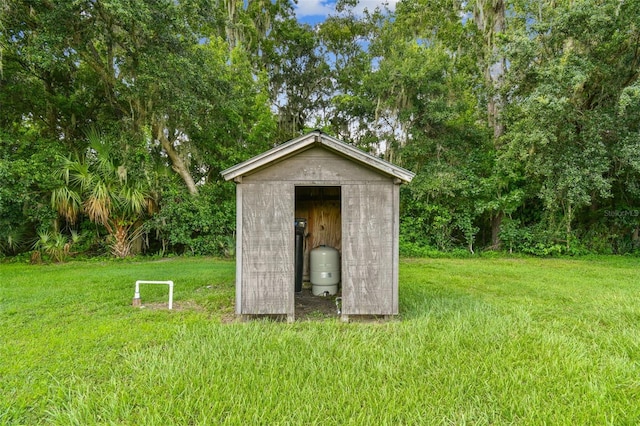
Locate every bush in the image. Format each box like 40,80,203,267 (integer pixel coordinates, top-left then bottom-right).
500,219,570,256
399,238,474,258
149,182,236,256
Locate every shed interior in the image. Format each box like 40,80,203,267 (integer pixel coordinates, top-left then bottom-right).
294,186,342,280
294,186,342,316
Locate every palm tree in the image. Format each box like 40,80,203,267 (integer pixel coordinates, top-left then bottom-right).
51,132,156,258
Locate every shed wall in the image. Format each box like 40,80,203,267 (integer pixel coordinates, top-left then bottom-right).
244,147,385,183
237,145,399,317
342,183,398,315
239,182,293,315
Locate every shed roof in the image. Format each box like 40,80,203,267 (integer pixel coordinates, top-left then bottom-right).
221,131,415,183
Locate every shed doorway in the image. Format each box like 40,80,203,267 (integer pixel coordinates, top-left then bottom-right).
294,186,342,319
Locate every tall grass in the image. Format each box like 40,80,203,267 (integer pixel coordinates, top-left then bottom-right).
2,257,639,424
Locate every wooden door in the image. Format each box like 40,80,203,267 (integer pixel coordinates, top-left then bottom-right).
341,183,395,315
240,182,294,315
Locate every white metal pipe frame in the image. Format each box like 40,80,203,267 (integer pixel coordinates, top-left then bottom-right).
133,280,174,309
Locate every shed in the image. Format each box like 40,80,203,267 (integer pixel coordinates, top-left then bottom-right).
221,131,415,322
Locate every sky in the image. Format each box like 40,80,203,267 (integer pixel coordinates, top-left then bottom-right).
294,0,399,25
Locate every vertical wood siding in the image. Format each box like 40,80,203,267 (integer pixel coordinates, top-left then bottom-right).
235,146,402,317
241,183,294,315
342,183,395,315
235,184,243,314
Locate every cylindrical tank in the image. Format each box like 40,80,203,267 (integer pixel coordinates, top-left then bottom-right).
310,245,340,296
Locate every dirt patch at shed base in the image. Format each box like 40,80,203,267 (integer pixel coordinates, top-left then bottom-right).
295,287,340,320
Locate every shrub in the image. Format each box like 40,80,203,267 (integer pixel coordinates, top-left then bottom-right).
149,182,236,256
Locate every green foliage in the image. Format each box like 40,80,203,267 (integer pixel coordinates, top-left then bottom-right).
0,225,26,257
499,0,640,251
2,0,640,257
149,183,236,256
499,218,567,256
0,132,61,255
51,131,156,258
263,16,332,141
31,230,81,263
395,0,640,254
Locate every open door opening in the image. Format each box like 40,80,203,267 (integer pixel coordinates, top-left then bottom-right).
294,186,342,319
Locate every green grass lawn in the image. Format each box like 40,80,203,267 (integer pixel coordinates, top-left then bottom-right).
1,256,639,425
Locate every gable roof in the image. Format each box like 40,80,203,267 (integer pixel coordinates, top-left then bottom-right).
221,131,415,183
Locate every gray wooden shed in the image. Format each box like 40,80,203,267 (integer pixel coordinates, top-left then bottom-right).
221,131,414,321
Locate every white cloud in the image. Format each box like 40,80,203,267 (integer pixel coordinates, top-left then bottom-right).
295,0,335,18
294,0,398,19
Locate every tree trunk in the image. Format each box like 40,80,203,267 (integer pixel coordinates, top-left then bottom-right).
565,203,573,251
154,124,199,196
111,224,131,258
475,0,506,249
473,0,506,142
491,211,503,250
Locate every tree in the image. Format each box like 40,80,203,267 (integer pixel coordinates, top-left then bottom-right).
1,0,277,196
4,0,640,256
261,16,332,141
51,131,156,258
502,0,640,250
352,0,494,250
0,130,61,255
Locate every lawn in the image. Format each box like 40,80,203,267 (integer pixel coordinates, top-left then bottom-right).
1,256,639,425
